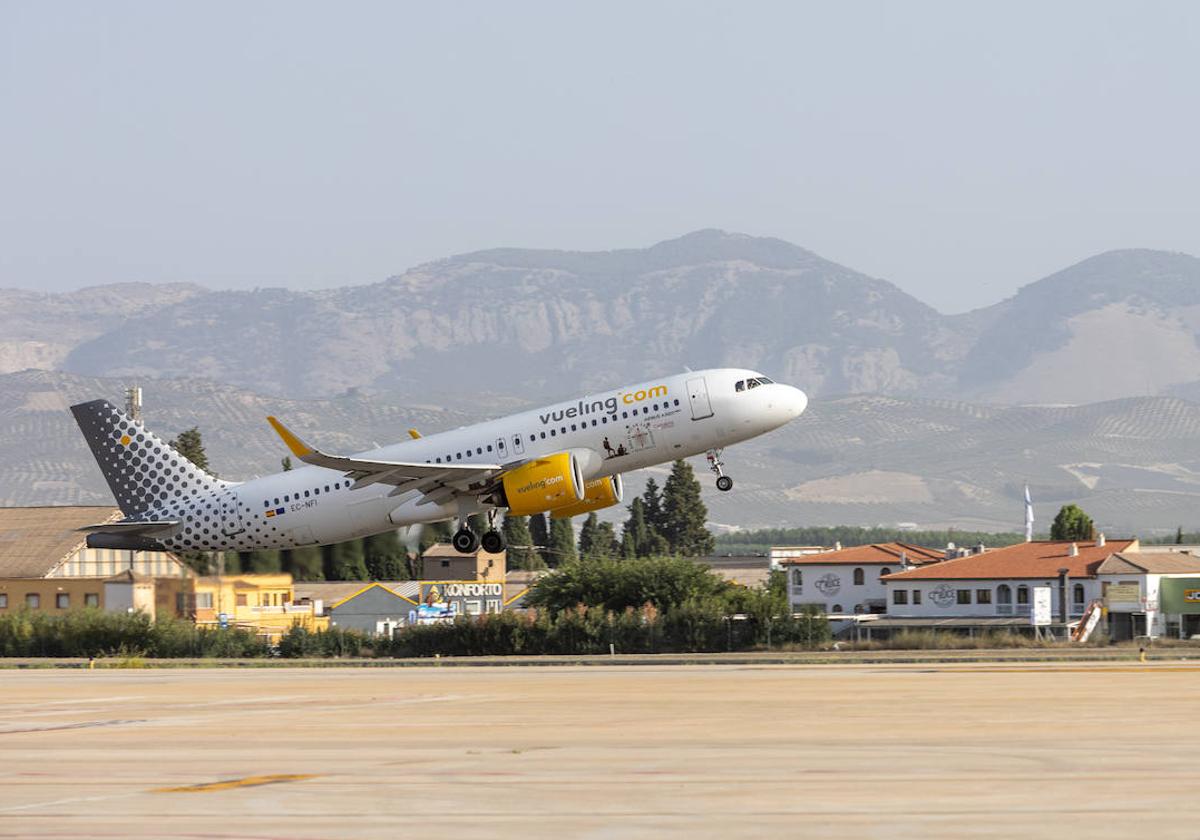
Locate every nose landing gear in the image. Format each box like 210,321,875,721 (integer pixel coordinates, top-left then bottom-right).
707,449,734,492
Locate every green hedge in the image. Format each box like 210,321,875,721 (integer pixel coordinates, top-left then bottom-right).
0,609,268,658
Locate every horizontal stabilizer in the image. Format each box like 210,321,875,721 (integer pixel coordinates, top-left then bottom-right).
79,520,181,536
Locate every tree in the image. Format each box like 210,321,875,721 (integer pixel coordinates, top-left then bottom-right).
593,521,620,559
236,549,282,573
284,545,324,581
548,517,577,565
1050,504,1095,541
577,513,601,559
528,513,552,567
418,521,452,556
169,427,210,472
660,459,715,557
502,514,543,570
364,531,408,580
324,539,369,580
621,498,648,558
642,478,665,534
525,555,728,615
1177,526,1185,546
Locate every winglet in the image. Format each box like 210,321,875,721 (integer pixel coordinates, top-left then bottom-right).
408,428,421,440
267,416,315,458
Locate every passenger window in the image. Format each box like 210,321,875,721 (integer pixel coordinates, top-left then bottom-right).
456,453,462,460
304,490,310,498
674,399,680,406
601,416,608,423
263,500,270,508
476,447,482,454
325,486,330,492
736,380,745,392
486,444,492,452
560,427,566,434
314,488,319,495
540,432,546,439
622,411,628,419
436,457,442,463
274,498,280,505
550,430,556,437
284,495,290,502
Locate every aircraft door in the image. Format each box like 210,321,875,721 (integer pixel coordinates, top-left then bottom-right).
512,433,525,455
218,489,246,536
496,437,509,460
687,377,714,421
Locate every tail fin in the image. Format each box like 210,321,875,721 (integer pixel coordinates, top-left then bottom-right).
70,399,226,517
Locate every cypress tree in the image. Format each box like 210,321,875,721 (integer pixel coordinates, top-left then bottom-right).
169,427,210,472
502,514,541,570
642,478,665,534
364,531,407,580
529,513,552,567
594,521,619,559
285,545,324,581
660,459,715,557
548,517,577,565
577,512,601,559
237,549,282,573
622,498,649,558
324,539,369,580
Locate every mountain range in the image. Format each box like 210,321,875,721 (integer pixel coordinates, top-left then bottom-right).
6,230,1199,408
3,230,1200,533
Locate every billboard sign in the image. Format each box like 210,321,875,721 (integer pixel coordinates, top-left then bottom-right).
1031,586,1052,626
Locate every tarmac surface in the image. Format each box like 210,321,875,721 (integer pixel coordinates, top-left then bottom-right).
2,661,1199,838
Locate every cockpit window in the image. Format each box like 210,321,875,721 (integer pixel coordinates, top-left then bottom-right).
757,376,773,384
746,378,760,389
735,380,745,392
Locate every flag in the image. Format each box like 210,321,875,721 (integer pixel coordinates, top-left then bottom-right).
1024,485,1034,542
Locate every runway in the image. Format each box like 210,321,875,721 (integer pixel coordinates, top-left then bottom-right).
2,662,1198,838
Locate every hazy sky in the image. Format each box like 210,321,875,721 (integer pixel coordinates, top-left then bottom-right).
1,2,1197,312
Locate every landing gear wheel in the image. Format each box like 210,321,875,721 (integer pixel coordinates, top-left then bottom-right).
707,448,733,492
480,529,506,553
452,527,480,554
716,475,734,492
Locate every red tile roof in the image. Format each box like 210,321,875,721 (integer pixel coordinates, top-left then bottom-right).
777,542,945,567
882,540,1137,581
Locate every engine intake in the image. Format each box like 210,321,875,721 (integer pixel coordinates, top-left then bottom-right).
498,452,585,516
550,474,624,519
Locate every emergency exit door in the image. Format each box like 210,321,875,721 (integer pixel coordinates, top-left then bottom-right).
687,377,713,420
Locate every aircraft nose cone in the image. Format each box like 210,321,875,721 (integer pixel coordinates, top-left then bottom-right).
785,386,808,419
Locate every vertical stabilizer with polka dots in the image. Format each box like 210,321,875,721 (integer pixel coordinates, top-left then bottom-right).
70,399,227,518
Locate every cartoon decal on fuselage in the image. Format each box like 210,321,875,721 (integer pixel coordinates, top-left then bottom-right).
71,368,807,555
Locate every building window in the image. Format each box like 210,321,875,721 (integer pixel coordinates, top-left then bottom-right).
56,593,70,609
236,594,247,607
26,593,40,609
832,604,843,613
912,589,922,605
1017,585,1030,605
956,589,971,605
0,593,7,608
893,590,908,605
853,567,864,586
791,569,802,587
82,592,98,608
441,560,450,568
196,592,213,609
976,589,992,605
1073,583,1085,606
997,584,1012,604
879,568,891,578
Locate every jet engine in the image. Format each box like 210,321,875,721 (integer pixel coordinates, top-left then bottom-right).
498,452,585,516
550,474,624,519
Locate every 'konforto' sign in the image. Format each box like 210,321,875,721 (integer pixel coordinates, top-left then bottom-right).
414,582,504,623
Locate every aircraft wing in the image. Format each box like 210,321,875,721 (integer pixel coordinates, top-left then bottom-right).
267,416,503,499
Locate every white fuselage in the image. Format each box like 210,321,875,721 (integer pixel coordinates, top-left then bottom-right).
164,368,806,553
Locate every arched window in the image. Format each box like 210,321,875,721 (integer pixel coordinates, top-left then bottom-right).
853,567,864,586
997,584,1012,604
832,604,843,614
1073,583,1085,607
853,604,863,614
879,568,891,579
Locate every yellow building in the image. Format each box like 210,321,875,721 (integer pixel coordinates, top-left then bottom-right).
174,573,328,640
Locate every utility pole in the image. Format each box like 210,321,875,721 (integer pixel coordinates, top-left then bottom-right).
125,386,143,424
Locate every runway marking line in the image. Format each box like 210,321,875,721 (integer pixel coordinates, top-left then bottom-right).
152,773,319,793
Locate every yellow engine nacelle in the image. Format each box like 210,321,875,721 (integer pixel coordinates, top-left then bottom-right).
500,452,585,516
550,474,624,519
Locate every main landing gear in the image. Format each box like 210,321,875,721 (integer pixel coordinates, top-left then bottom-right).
707,448,734,492
451,510,508,554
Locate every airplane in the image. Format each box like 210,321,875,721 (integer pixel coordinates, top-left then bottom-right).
70,369,807,556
